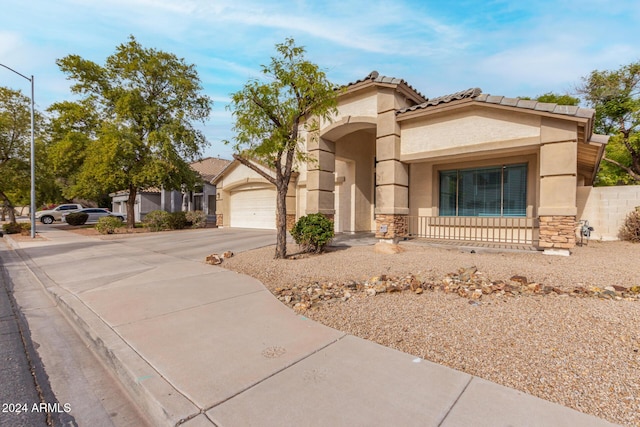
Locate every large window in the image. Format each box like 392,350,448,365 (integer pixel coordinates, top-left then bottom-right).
439,164,527,217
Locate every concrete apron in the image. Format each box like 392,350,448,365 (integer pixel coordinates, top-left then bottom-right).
4,229,618,427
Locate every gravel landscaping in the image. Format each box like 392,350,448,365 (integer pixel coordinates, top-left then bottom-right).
223,240,640,426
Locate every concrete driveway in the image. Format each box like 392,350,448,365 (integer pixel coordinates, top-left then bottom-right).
105,227,277,261
29,224,277,262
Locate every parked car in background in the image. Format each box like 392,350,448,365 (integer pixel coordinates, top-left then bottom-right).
61,208,126,224
35,203,83,224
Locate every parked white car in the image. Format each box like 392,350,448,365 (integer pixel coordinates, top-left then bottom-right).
35,203,83,224
61,208,126,224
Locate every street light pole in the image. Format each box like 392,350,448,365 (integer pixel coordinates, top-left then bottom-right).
0,64,36,238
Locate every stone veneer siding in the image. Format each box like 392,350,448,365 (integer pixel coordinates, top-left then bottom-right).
216,214,223,227
286,214,296,231
375,214,408,239
538,215,577,249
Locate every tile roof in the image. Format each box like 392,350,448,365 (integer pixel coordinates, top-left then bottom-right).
190,157,232,182
344,71,427,102
397,88,596,119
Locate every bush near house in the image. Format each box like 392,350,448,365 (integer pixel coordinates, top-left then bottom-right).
143,210,171,232
291,213,334,254
95,216,125,235
186,210,207,228
619,208,640,243
168,211,190,230
64,212,89,226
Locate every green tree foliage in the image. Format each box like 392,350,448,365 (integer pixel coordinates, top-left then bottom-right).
536,92,580,106
519,92,580,105
48,36,212,228
577,61,640,184
0,86,32,223
227,38,338,259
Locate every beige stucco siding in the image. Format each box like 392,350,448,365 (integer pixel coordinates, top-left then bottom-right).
334,90,378,121
400,110,541,160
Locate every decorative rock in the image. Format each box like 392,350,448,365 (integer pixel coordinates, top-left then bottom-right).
205,254,223,265
459,266,477,282
222,251,234,258
374,242,405,254
510,275,528,285
270,267,639,312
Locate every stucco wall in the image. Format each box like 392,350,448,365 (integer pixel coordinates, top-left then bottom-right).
400,109,541,160
334,90,378,121
140,194,161,218
577,185,640,241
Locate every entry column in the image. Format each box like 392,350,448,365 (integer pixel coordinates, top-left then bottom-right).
375,89,409,241
538,118,579,254
306,136,335,220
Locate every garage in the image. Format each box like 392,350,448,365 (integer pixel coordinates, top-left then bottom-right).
229,186,277,229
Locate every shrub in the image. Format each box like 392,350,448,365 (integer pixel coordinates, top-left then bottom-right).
65,212,89,226
619,208,640,243
186,210,207,228
290,213,334,253
2,222,23,234
19,222,31,236
95,216,124,235
143,210,170,232
168,211,189,230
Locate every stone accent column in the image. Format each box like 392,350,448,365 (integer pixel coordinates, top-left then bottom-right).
375,88,409,241
286,177,298,230
215,213,223,227
538,118,579,254
306,135,335,216
286,214,296,230
375,214,408,239
538,215,577,249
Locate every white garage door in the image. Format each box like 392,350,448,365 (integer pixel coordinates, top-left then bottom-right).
230,187,277,229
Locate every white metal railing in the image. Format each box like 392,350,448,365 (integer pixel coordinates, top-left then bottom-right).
406,216,537,245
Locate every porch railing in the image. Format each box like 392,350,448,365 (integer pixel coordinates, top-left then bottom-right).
406,216,537,245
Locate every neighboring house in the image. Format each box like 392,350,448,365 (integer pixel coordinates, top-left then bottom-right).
111,189,161,222
111,157,231,223
213,71,609,253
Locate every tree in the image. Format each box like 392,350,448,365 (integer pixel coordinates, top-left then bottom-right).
519,92,580,106
227,38,338,259
49,36,212,227
0,86,32,223
577,61,640,184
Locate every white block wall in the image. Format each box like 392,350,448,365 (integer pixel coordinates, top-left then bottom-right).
577,185,640,241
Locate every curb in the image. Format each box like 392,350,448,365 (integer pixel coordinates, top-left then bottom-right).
2,234,20,251
10,245,202,427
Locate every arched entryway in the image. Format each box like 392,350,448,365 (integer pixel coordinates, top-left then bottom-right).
334,129,376,233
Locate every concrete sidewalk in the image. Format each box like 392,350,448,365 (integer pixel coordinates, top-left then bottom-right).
2,227,618,427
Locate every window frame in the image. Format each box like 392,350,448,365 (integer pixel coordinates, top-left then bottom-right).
438,163,527,217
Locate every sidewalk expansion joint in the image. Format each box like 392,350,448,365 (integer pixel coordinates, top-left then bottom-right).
437,375,473,426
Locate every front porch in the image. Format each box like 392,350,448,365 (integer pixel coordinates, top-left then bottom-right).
406,215,538,246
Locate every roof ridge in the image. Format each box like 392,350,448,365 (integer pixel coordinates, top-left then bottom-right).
344,70,427,102
397,87,481,114
397,88,595,119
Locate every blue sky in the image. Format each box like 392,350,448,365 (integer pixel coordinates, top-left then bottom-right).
2,0,639,160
